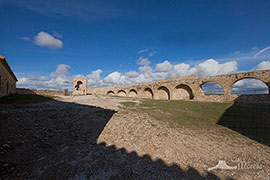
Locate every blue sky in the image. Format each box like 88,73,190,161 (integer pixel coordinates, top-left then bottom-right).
1,0,270,92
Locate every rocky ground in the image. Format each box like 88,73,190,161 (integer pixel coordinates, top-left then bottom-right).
0,95,269,180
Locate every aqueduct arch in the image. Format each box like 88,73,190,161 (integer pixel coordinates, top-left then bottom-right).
200,81,224,95
156,86,170,100
226,72,270,95
117,90,127,97
75,70,270,102
230,77,269,94
173,84,194,100
128,89,138,97
142,87,154,99
107,91,115,96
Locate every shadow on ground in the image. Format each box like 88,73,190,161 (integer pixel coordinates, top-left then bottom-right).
0,94,225,180
218,95,270,146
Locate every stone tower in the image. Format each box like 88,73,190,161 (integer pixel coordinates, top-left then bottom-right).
73,78,87,95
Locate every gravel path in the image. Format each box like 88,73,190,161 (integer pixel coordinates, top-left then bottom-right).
0,95,269,179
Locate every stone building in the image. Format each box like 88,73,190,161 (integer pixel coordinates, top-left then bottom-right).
73,78,87,95
0,56,17,97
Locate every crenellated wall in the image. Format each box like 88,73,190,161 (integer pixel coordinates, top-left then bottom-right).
73,70,270,102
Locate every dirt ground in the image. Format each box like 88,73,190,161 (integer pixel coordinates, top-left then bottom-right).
0,95,269,180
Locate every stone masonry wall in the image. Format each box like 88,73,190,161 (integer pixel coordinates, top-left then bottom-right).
74,70,270,102
0,59,17,97
73,78,87,96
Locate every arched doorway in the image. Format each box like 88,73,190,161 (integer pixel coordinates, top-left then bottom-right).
74,81,83,91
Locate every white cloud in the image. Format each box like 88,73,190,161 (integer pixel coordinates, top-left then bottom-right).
34,31,63,49
189,59,237,77
253,46,270,58
21,37,31,41
136,57,151,66
139,65,153,74
38,76,49,81
17,59,269,94
73,74,85,79
86,69,102,80
17,59,238,90
231,79,268,94
215,46,270,66
201,82,224,94
17,64,72,90
149,50,157,57
138,49,149,54
94,59,238,88
174,63,191,76
50,64,70,77
155,60,174,72
125,71,139,78
53,31,63,39
102,72,123,86
86,69,102,87
252,61,270,71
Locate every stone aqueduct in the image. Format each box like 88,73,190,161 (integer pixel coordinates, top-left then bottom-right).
73,70,270,102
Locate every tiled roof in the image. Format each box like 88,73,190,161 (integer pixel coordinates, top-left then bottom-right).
0,56,18,81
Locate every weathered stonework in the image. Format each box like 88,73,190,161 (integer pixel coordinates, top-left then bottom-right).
73,78,87,95
0,56,17,97
74,70,270,102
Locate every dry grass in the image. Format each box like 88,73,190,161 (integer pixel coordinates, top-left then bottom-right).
121,99,270,145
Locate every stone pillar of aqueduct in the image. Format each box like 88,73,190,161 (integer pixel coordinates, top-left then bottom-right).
73,70,270,102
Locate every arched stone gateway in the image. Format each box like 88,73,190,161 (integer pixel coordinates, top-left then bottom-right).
156,86,170,100
117,90,127,97
73,78,87,95
128,89,138,97
75,81,83,90
231,78,269,95
107,91,115,96
174,84,194,100
142,88,154,99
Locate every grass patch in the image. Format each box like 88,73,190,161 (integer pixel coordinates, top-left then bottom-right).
138,99,233,127
128,99,270,145
0,94,54,105
120,101,137,107
218,102,270,145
